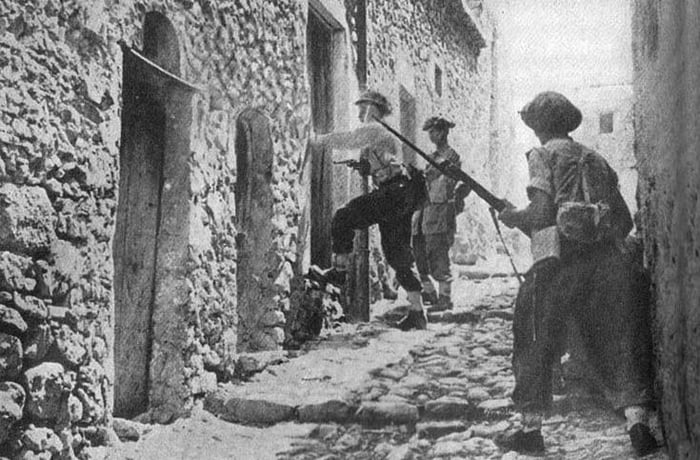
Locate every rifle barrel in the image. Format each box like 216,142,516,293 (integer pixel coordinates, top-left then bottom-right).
372,117,506,211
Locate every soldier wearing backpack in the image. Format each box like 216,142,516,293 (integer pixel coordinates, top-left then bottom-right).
495,92,659,457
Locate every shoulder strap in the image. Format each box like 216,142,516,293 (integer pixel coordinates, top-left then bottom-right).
578,153,592,203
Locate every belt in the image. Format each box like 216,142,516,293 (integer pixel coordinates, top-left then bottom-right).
377,172,408,187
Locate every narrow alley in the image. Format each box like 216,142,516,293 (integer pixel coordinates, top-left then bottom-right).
85,260,667,460
1,0,699,459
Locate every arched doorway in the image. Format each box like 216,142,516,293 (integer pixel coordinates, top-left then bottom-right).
234,109,275,351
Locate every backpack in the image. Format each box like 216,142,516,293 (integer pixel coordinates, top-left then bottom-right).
555,152,614,244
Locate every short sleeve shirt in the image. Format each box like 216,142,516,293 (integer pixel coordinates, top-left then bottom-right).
526,138,620,207
525,147,554,199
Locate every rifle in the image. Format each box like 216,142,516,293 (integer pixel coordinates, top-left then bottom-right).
372,116,506,212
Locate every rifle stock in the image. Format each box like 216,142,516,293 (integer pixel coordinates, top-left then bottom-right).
372,117,506,212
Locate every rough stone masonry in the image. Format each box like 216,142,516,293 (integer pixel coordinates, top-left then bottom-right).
0,0,312,456
0,0,499,457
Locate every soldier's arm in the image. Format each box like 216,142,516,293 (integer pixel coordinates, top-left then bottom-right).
500,190,555,234
315,124,387,152
499,148,556,233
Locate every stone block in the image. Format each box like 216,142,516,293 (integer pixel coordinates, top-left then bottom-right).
297,399,354,423
112,417,145,442
48,240,82,292
76,361,106,423
429,440,465,457
260,310,285,327
0,381,25,444
47,306,69,320
210,397,295,424
0,332,23,380
0,251,35,292
417,420,469,439
23,324,54,362
477,398,513,412
21,425,63,454
24,362,72,422
189,371,217,395
12,294,48,321
460,436,498,456
0,303,27,334
75,387,104,424
53,324,87,367
236,350,287,377
0,184,56,255
354,402,419,426
470,420,511,438
60,393,83,425
424,396,473,420
466,387,490,402
385,444,413,460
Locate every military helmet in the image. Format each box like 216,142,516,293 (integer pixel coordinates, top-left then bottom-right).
519,91,582,134
355,90,392,116
423,116,456,131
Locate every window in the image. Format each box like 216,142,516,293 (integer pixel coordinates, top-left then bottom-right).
599,112,614,134
434,64,443,97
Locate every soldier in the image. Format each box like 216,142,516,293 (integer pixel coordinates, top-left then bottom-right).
411,117,470,311
306,90,429,330
495,91,658,457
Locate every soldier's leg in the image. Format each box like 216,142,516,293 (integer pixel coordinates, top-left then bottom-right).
498,261,569,455
309,189,391,286
413,232,437,304
573,246,657,456
379,213,427,330
426,232,453,310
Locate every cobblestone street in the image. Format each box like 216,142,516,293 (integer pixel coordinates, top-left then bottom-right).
86,262,668,460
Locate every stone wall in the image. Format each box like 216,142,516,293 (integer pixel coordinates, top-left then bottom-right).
0,0,310,455
364,0,498,261
632,1,700,457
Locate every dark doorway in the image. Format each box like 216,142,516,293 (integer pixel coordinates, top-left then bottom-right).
307,7,336,268
399,86,417,164
113,12,193,418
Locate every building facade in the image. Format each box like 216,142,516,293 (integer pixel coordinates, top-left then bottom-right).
0,0,497,455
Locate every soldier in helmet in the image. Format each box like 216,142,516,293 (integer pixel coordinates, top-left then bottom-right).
306,90,429,330
411,117,470,311
495,91,658,457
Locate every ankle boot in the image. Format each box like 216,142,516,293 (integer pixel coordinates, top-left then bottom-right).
304,253,350,288
396,291,428,330
305,265,346,288
433,295,453,311
421,279,437,304
495,428,545,456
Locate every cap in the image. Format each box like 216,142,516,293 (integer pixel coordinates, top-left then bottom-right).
423,116,456,131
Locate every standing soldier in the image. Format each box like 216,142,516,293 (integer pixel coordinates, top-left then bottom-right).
412,117,470,311
306,90,429,330
495,91,658,457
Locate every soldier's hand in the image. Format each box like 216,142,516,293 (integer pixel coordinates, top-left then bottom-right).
455,183,471,200
355,158,371,176
497,200,519,228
